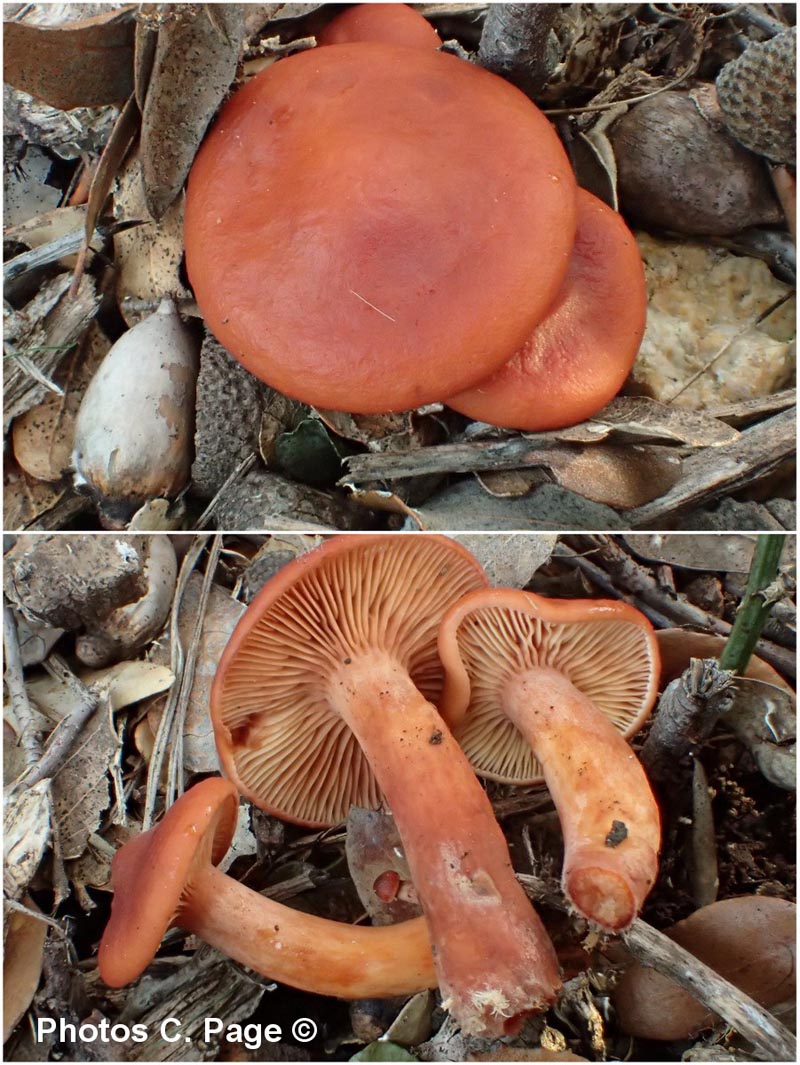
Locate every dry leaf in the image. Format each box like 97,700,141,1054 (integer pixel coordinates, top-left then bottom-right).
3,781,51,899
345,807,420,926
3,899,48,1042
413,480,627,532
5,203,88,259
11,321,110,483
26,661,175,726
113,152,191,324
3,459,78,532
51,704,118,859
384,991,436,1047
3,6,136,110
149,573,245,773
66,822,137,900
623,533,760,573
450,534,557,589
140,5,248,218
555,396,740,447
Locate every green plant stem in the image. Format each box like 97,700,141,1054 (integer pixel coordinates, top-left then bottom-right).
719,535,787,674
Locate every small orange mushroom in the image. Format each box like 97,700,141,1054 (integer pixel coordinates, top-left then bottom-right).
446,189,647,431
439,589,661,931
98,778,436,997
318,3,442,50
185,43,577,413
210,535,562,1036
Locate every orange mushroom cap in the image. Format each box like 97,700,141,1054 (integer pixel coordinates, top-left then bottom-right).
446,189,647,431
318,4,442,50
211,534,488,826
98,777,237,988
185,44,577,413
438,588,659,784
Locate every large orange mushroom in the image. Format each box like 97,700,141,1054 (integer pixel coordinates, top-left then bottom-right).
446,189,647,430
438,589,661,931
318,3,442,50
99,778,436,996
210,535,562,1036
185,43,577,413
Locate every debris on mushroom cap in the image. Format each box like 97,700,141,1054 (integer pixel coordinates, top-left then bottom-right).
317,3,442,50
438,589,659,784
185,44,577,413
98,776,238,988
210,534,488,826
613,896,797,1040
445,189,646,431
72,298,199,510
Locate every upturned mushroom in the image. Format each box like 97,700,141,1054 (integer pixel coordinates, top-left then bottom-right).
99,777,436,996
445,189,647,431
318,3,442,50
185,42,576,413
438,589,661,931
211,535,562,1035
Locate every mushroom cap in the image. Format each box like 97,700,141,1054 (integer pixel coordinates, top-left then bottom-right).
318,3,442,50
185,44,577,413
438,589,659,784
98,778,238,987
446,189,646,431
210,535,488,827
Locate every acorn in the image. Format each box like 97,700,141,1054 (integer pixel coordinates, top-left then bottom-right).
72,299,199,514
610,90,782,236
716,28,796,164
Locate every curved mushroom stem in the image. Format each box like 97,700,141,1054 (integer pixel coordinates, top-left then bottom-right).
329,652,561,1036
503,667,661,931
180,865,436,998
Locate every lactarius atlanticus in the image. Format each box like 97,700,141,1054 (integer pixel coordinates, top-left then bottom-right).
72,299,198,508
211,535,562,1036
439,589,661,931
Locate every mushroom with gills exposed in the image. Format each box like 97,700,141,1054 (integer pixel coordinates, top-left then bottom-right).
438,589,661,931
317,3,442,50
98,777,437,996
210,535,562,1036
184,42,577,413
445,189,647,431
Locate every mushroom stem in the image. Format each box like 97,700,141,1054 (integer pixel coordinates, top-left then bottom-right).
503,666,660,931
182,865,436,998
329,652,561,1035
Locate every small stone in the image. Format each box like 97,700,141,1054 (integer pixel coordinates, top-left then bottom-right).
632,233,794,410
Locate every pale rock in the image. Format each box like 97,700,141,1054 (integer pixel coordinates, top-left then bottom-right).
631,234,794,409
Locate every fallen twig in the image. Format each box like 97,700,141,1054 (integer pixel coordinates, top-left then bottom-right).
621,919,796,1062
518,870,796,1061
20,656,99,789
558,537,795,679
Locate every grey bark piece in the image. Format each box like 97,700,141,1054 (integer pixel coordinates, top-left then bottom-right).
191,334,272,498
413,481,626,531
4,535,146,631
215,467,362,530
